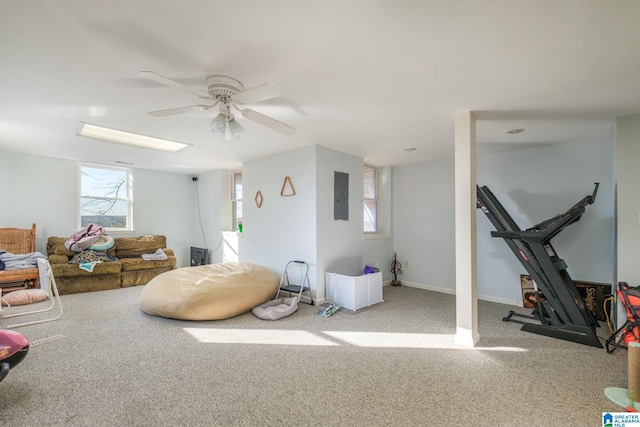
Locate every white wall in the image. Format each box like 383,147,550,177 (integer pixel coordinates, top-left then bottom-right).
0,151,76,250
191,169,229,264
240,145,371,303
131,169,195,267
241,145,318,293
392,139,615,304
0,150,196,267
316,145,364,300
391,159,456,292
362,236,393,281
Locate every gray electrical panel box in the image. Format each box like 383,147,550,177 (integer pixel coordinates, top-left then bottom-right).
334,171,349,220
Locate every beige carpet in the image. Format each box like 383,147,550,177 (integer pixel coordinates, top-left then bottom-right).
0,284,628,426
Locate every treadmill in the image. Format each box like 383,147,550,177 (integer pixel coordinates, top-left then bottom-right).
476,183,602,348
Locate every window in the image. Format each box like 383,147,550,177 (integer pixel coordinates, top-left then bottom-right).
364,165,378,233
232,170,243,231
79,163,132,231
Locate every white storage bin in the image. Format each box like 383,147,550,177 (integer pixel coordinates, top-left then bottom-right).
325,271,383,311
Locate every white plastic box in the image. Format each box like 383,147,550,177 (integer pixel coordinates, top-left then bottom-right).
325,271,383,311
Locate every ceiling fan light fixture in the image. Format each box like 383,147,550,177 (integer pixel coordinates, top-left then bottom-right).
211,113,227,136
227,117,244,138
140,71,294,138
224,125,233,140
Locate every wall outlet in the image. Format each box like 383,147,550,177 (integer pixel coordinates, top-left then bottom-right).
404,261,409,268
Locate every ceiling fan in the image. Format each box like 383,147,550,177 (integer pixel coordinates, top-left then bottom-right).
138,71,296,139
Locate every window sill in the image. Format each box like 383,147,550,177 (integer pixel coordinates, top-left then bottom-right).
362,233,392,240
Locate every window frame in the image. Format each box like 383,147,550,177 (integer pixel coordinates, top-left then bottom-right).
231,170,243,231
363,165,379,234
78,162,133,232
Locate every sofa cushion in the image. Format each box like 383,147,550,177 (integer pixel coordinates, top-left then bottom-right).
47,254,69,265
114,235,166,258
55,274,121,295
119,257,176,271
121,266,175,288
50,261,122,278
48,237,73,257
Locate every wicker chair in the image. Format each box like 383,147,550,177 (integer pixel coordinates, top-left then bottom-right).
0,223,39,291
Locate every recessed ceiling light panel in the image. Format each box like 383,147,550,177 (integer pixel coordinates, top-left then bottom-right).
76,122,189,152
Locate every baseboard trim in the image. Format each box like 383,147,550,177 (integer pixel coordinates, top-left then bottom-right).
478,294,520,306
400,281,456,295
321,280,518,308
399,281,519,306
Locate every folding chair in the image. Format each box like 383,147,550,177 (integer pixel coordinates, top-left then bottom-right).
1,258,63,328
605,282,640,354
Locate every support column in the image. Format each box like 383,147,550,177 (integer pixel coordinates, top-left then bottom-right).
454,111,479,347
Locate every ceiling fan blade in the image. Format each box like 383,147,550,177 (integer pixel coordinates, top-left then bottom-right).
139,71,211,100
148,105,210,117
241,109,295,136
234,82,283,104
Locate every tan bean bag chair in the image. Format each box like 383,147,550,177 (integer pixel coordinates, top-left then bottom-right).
140,262,278,320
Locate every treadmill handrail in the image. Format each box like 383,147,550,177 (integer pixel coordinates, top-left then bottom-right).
522,183,598,242
522,207,585,242
490,230,524,239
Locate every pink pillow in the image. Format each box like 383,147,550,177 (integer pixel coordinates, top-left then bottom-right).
1,289,48,306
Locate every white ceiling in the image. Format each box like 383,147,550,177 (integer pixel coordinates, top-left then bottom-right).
1,1,638,174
